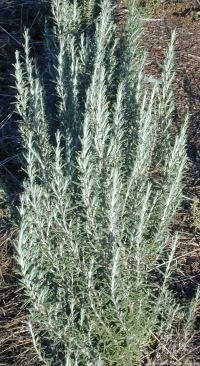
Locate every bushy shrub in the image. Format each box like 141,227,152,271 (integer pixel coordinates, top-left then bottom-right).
14,0,199,364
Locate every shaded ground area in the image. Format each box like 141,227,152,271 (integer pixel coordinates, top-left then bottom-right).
0,0,200,365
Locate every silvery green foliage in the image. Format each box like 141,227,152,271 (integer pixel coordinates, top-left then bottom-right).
15,0,198,365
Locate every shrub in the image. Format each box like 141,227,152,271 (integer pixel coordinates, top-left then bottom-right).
14,0,199,364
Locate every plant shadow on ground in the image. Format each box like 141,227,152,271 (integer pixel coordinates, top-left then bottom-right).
1,0,200,365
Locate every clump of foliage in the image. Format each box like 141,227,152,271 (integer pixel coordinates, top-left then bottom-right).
14,0,199,364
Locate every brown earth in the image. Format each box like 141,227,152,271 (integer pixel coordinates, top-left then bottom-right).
0,0,200,365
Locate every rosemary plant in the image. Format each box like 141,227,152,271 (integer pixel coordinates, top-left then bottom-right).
14,0,199,364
